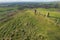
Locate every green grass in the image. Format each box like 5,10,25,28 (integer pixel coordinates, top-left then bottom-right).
0,8,60,40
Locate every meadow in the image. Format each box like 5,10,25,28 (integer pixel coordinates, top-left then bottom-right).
0,6,60,40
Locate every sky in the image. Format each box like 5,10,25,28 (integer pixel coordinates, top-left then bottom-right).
0,0,60,3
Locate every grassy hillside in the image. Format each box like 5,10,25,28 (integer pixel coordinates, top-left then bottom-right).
0,8,60,40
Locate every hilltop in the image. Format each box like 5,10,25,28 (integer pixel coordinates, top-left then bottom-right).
0,9,60,40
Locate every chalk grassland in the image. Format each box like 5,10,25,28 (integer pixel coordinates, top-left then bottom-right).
0,7,60,40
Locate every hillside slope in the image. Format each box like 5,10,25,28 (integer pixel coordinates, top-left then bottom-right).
0,10,60,40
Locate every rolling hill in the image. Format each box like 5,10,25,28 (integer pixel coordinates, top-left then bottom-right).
0,8,60,40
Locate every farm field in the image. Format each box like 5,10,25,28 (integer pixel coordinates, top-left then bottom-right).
0,7,60,40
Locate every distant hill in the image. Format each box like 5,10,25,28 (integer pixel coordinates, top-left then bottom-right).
0,2,60,9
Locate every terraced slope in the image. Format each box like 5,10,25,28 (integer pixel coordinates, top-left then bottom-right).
0,10,60,40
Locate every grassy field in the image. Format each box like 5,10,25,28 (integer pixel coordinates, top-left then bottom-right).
0,8,60,40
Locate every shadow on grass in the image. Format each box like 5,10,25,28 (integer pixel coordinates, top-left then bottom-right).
49,16,60,19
